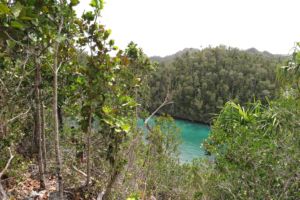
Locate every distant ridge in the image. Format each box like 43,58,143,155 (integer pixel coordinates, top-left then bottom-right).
150,48,200,62
150,46,287,63
245,47,286,58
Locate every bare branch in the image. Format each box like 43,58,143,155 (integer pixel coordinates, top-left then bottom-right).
71,165,97,184
0,147,14,178
3,31,23,46
0,147,14,200
16,54,30,92
97,191,105,200
7,107,31,124
144,93,173,131
57,61,63,73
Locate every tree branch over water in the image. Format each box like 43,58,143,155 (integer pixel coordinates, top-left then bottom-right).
144,93,173,131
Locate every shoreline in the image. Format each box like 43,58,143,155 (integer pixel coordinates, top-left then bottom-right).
171,115,211,126
151,112,212,126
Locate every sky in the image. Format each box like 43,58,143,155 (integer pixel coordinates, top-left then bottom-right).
76,0,300,57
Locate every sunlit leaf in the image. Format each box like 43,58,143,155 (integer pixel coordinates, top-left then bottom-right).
121,123,131,133
90,0,104,9
90,0,98,8
11,2,23,17
10,21,25,30
0,3,10,15
70,0,80,6
20,16,33,21
103,106,112,114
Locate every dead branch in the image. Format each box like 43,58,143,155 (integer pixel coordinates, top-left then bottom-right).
97,191,105,200
0,147,14,200
15,54,30,92
144,93,173,131
71,165,97,184
0,184,7,200
7,107,31,124
3,31,23,46
0,147,14,178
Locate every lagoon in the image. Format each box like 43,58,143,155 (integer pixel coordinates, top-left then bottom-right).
175,119,210,162
139,118,210,162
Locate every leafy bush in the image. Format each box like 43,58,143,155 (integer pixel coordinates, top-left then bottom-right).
204,98,300,199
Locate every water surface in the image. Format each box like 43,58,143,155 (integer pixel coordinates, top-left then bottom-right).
139,118,210,162
175,119,210,162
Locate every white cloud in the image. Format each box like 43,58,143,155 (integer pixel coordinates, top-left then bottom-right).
76,0,300,56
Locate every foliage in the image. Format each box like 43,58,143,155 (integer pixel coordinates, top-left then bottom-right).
120,116,195,200
149,46,285,123
0,0,155,198
203,98,300,199
1,0,299,199
277,43,300,98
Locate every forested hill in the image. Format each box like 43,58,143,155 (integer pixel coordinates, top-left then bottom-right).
148,46,286,123
151,48,200,63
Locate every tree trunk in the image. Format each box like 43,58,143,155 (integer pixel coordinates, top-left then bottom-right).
41,97,47,172
102,169,119,200
32,109,38,154
53,59,64,200
86,110,92,187
58,105,64,132
35,58,46,189
53,5,65,198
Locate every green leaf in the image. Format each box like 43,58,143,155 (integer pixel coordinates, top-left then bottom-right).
103,106,112,114
6,40,16,49
20,16,33,21
104,29,111,40
296,52,300,63
75,76,85,85
42,6,49,13
82,11,94,21
0,3,10,15
121,123,131,133
70,0,80,6
90,0,104,10
11,2,23,18
90,0,98,8
109,39,115,46
10,21,25,30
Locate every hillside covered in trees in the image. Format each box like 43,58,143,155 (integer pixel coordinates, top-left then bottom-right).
1,0,300,200
148,47,286,123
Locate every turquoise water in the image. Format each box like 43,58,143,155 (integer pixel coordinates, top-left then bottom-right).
139,118,210,162
175,119,210,162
